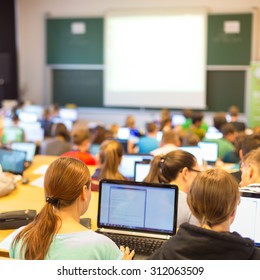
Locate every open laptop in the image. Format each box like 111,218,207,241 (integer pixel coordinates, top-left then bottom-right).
178,146,203,166
1,127,24,145
134,161,151,182
11,142,37,166
0,148,27,175
119,154,153,180
231,190,260,247
96,179,178,259
198,141,218,166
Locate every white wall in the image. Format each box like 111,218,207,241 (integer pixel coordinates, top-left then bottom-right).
16,0,260,106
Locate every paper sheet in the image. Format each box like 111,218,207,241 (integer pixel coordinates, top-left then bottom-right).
30,176,44,188
33,165,49,175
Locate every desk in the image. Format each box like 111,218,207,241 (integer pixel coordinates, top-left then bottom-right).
0,155,99,255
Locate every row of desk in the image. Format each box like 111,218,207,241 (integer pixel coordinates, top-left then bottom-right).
0,155,99,257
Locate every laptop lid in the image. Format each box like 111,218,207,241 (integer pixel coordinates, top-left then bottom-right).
119,154,153,180
179,146,203,166
97,179,178,238
0,148,27,175
11,142,37,163
231,190,260,247
134,161,151,182
198,141,218,165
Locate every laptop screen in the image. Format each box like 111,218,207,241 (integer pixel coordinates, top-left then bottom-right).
98,179,178,235
119,154,153,180
134,161,151,182
231,191,260,247
179,146,203,166
2,127,24,145
0,148,27,175
198,141,218,164
11,142,36,162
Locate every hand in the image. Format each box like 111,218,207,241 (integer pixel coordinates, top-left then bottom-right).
120,246,135,260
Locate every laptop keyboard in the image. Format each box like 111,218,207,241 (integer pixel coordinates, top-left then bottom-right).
100,232,164,256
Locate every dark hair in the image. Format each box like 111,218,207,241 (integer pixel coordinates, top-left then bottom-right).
213,112,227,131
241,133,260,156
144,149,197,183
51,123,70,141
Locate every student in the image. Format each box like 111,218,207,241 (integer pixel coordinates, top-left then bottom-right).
9,157,134,260
61,127,96,165
148,169,260,260
240,147,260,188
228,105,246,132
231,133,260,182
150,130,180,156
136,122,159,154
39,122,72,156
144,149,199,227
91,139,126,191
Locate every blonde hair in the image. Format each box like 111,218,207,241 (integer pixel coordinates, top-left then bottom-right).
243,147,260,175
98,139,125,180
12,157,91,259
187,169,240,227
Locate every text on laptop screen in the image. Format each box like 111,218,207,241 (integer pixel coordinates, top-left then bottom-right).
119,154,153,179
198,141,218,163
11,142,36,162
231,192,260,247
98,181,177,235
0,149,26,174
134,161,151,182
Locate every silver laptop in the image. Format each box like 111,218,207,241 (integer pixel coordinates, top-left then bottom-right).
119,154,153,180
231,189,260,247
96,179,178,259
134,161,151,182
179,146,203,166
198,141,218,165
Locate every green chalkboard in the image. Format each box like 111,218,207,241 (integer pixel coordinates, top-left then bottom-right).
206,71,245,112
207,14,252,65
46,18,103,64
52,70,103,107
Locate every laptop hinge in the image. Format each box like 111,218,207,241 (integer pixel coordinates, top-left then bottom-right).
97,228,172,240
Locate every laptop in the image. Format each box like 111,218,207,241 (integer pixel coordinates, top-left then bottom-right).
0,148,27,175
134,161,151,182
178,146,203,166
231,189,260,247
11,142,37,166
1,127,24,145
119,154,153,180
96,179,178,259
198,141,218,165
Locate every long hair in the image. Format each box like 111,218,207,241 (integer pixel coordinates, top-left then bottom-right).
12,157,91,260
144,149,197,183
98,139,125,180
187,169,240,227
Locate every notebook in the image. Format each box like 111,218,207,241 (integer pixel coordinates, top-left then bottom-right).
134,161,151,182
119,154,153,180
198,141,218,165
231,189,260,247
11,142,37,164
0,148,27,175
96,179,178,259
179,146,203,166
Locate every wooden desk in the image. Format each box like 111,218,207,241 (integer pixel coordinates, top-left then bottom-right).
0,155,99,248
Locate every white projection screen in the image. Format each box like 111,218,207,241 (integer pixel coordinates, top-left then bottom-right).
104,9,207,109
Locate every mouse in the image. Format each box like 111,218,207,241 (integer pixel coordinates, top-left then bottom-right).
21,178,29,184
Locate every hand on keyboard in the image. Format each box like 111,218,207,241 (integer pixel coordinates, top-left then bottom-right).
120,246,135,260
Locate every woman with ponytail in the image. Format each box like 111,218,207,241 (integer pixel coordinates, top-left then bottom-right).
144,149,200,227
10,157,134,260
91,139,126,191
